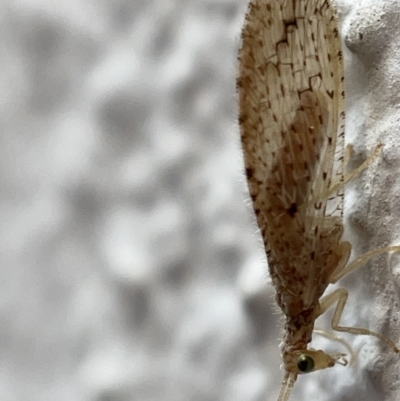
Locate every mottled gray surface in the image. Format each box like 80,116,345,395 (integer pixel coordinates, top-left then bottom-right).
1,1,399,401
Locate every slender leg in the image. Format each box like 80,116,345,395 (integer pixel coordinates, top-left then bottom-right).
329,241,352,281
320,144,382,201
313,328,355,365
343,143,353,168
317,288,399,353
314,144,400,352
329,245,400,284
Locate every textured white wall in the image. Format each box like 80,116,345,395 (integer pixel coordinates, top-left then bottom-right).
1,1,399,400
342,1,400,400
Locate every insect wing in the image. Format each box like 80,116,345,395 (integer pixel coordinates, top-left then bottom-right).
238,0,345,314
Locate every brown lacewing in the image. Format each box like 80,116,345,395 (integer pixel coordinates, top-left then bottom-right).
237,0,400,400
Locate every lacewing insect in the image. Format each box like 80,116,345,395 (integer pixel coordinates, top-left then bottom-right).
237,0,400,400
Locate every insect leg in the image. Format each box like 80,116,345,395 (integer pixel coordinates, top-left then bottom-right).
317,288,399,353
329,245,400,284
323,144,383,199
313,328,355,365
344,144,353,168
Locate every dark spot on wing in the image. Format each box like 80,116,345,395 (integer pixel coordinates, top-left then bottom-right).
287,203,298,217
246,167,254,179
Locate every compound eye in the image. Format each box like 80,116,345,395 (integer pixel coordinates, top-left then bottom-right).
297,354,315,373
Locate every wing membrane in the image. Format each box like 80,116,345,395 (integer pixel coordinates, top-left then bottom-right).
238,0,345,315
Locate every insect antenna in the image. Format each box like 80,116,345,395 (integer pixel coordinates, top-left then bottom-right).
277,372,296,401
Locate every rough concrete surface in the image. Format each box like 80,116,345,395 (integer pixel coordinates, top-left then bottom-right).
1,1,399,401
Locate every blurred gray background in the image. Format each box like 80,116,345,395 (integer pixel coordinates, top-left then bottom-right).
2,1,399,401
0,1,276,400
